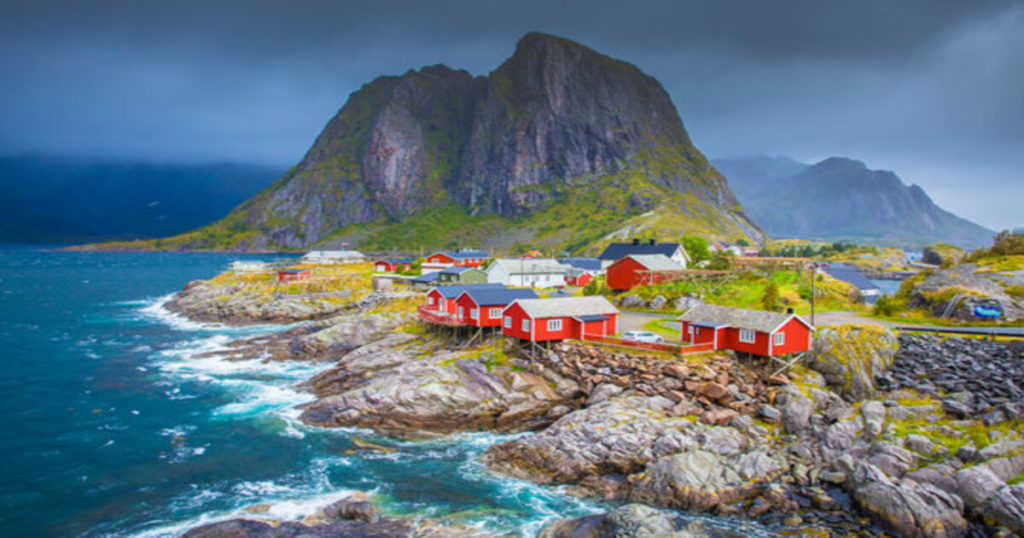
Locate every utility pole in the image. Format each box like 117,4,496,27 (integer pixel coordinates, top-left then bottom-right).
808,262,827,326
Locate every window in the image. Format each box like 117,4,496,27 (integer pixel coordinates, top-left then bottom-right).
503,316,511,329
547,319,563,331
428,296,435,306
739,329,756,343
774,332,785,346
458,307,464,318
470,308,478,320
694,327,700,336
490,308,502,319
522,319,530,332
687,325,694,334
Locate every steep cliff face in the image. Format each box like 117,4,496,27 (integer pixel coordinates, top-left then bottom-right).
150,32,759,252
716,156,993,248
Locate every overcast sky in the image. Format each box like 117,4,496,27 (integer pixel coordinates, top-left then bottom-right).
1,0,1020,230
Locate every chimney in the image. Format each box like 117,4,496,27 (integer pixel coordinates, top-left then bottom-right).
648,239,656,246
632,238,640,246
787,307,794,314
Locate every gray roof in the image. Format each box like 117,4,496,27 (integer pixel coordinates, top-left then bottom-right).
378,257,414,265
678,303,811,333
439,266,473,275
459,287,539,306
598,242,685,261
303,250,365,259
512,296,618,319
436,250,491,260
431,283,504,299
619,254,685,271
558,258,603,272
411,272,440,283
491,258,570,275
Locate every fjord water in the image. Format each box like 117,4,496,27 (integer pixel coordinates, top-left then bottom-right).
0,246,763,537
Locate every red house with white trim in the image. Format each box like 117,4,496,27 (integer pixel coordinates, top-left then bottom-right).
606,254,684,291
277,268,312,282
454,288,539,327
421,250,492,273
422,283,505,319
678,304,812,357
502,296,619,342
374,257,414,273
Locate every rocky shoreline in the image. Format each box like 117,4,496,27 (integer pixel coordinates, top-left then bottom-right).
166,275,1024,537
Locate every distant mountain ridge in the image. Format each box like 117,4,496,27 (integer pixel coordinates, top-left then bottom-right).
0,155,281,243
713,155,994,249
116,32,761,253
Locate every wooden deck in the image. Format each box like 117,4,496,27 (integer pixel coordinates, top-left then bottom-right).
416,305,467,327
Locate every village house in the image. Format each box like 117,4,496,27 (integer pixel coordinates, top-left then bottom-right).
559,258,602,286
486,258,570,288
277,268,312,282
302,250,366,263
606,254,685,291
438,266,488,284
454,287,539,327
597,239,689,269
421,250,492,273
422,283,505,316
373,257,414,273
410,272,440,288
678,304,812,357
502,296,619,342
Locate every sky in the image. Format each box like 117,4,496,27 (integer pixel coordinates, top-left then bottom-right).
0,0,1021,230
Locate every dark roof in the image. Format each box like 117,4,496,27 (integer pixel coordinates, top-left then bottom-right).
411,272,440,283
433,250,491,260
558,258,602,272
378,257,414,265
279,268,310,273
821,263,880,292
679,304,812,333
439,266,473,275
460,287,539,306
598,242,681,261
431,283,505,299
573,314,610,322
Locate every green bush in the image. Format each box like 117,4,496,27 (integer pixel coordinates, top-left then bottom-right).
761,281,780,311
873,295,902,316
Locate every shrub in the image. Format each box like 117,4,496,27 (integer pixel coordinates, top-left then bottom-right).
761,281,780,311
873,295,901,316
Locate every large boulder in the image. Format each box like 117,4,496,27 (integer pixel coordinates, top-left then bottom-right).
538,504,713,538
922,244,965,267
851,462,967,538
806,325,898,401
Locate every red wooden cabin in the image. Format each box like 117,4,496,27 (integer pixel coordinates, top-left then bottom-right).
605,254,684,291
421,283,505,321
277,268,312,282
502,296,619,342
454,288,539,327
678,304,812,357
421,250,492,273
564,268,595,287
374,257,414,273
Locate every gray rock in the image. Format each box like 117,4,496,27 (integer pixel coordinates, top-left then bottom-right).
779,388,814,434
851,462,967,538
648,295,668,311
806,326,898,401
905,434,936,455
758,405,781,421
861,400,887,438
620,295,646,309
941,399,972,419
587,383,625,406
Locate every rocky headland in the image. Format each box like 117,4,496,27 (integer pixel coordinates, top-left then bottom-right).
168,269,1024,537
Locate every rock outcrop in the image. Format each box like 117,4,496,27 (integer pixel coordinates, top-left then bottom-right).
806,325,898,401
153,32,760,251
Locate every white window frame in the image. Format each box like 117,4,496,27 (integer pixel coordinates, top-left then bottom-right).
503,316,511,329
774,332,785,346
470,308,478,320
739,329,756,344
428,296,435,306
688,325,694,334
458,306,465,318
547,319,563,332
490,308,502,319
522,319,530,332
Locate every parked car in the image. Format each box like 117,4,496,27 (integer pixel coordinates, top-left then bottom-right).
622,330,663,343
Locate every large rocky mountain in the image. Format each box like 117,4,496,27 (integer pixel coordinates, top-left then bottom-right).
138,32,760,253
0,155,280,243
713,155,993,249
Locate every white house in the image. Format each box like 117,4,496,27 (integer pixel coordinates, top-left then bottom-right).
486,258,571,288
302,250,366,263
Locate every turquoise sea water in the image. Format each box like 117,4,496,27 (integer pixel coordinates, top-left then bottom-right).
0,246,765,537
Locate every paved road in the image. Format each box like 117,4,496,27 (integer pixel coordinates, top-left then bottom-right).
619,311,681,333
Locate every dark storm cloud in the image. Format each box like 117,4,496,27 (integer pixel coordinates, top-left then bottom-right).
0,0,1020,229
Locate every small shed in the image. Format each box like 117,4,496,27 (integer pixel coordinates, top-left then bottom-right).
277,268,312,282
678,304,812,357
455,288,539,327
502,296,619,342
606,254,685,291
438,266,488,284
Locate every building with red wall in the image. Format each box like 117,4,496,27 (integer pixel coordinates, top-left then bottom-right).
374,257,414,273
454,288,538,327
277,268,312,282
421,250,492,273
678,304,812,357
606,254,684,291
502,296,619,342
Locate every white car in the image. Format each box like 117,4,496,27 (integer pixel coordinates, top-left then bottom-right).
622,330,663,343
